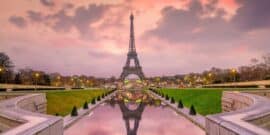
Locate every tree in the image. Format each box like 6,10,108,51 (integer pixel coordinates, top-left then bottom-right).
189,105,196,115
71,106,78,116
0,52,14,69
263,53,270,67
14,73,22,84
170,97,175,104
91,98,96,104
263,53,270,77
83,101,88,109
0,52,14,83
165,95,169,100
178,100,183,108
97,96,101,101
161,93,164,98
43,74,51,86
50,73,63,87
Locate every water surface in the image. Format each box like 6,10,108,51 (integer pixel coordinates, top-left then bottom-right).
65,101,204,135
64,104,205,135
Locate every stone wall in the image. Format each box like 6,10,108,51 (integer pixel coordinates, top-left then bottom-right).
0,93,63,135
0,94,23,101
244,90,270,99
203,80,270,88
206,91,270,135
248,113,270,130
221,91,253,112
17,94,47,114
0,116,24,133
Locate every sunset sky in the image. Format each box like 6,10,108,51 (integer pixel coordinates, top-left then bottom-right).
1,0,270,77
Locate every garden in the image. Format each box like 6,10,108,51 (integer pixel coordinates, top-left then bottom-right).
46,89,107,116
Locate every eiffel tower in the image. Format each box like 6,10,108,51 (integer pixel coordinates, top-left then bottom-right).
120,13,145,80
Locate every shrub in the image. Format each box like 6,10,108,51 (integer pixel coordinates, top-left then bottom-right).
189,105,196,115
101,94,105,98
165,95,169,100
91,98,96,104
178,100,183,108
71,106,78,116
83,101,88,109
170,97,175,104
97,96,101,101
161,93,164,98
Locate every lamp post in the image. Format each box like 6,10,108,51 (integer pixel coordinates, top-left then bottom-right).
231,68,237,88
86,80,89,88
80,79,83,88
208,73,212,84
57,76,61,87
5,69,8,84
0,67,3,84
0,67,8,84
70,78,74,87
35,73,40,91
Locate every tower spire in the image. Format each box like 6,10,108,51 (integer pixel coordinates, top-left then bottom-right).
129,13,136,52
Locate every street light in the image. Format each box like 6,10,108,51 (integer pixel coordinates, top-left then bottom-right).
231,68,237,88
34,73,40,91
208,73,212,84
0,67,8,84
70,78,74,87
0,67,3,84
86,80,89,88
57,76,61,87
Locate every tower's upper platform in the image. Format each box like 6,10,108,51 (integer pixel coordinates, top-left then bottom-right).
130,13,134,20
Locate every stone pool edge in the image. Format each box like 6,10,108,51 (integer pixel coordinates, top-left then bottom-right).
63,91,116,129
148,90,206,130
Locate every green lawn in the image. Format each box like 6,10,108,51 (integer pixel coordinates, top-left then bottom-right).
46,89,106,116
158,88,223,115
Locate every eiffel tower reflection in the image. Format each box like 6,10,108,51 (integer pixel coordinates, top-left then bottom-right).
108,91,161,135
119,101,146,135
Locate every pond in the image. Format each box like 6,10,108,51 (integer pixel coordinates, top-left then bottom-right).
64,91,204,135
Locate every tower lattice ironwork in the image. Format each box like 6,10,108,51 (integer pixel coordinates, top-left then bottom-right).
120,13,145,80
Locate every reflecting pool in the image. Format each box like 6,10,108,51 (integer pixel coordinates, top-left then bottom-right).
65,91,204,135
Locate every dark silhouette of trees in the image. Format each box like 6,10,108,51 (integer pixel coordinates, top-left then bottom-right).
0,52,14,83
14,73,22,84
1,51,269,87
43,74,51,86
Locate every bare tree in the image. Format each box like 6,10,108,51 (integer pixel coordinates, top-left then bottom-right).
0,52,14,83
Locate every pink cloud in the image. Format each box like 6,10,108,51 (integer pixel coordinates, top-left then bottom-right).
0,0,269,77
